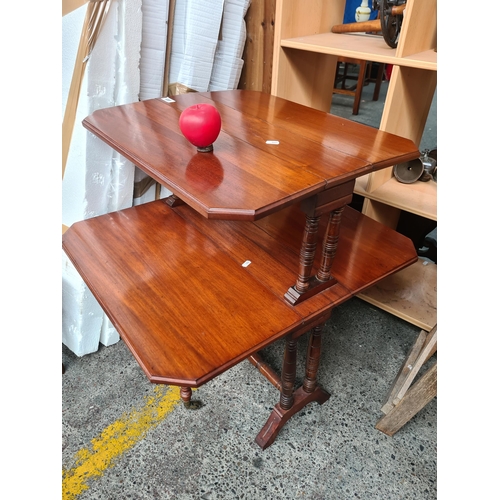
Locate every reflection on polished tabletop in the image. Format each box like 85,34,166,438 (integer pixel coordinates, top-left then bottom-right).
82,90,418,220
63,90,419,448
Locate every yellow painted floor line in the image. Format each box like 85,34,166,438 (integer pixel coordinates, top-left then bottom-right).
62,385,183,500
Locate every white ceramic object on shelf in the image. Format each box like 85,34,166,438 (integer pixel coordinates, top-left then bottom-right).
355,0,371,22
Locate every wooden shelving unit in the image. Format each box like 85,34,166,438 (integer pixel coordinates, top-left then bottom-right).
271,0,437,331
355,174,437,222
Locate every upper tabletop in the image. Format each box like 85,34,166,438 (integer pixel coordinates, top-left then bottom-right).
83,90,419,220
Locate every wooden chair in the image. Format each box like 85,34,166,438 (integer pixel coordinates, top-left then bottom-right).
332,57,385,115
375,325,437,436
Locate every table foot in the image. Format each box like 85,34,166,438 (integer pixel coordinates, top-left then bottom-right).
164,194,186,207
255,385,330,450
284,276,338,305
180,386,203,410
183,400,203,410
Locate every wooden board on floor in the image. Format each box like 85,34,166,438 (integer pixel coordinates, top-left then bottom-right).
357,258,436,331
376,362,437,437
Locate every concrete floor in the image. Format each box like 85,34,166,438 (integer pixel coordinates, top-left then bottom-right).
62,299,436,499
62,73,437,499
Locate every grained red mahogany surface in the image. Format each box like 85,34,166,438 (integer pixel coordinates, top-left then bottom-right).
65,90,419,448
63,200,417,386
82,90,419,220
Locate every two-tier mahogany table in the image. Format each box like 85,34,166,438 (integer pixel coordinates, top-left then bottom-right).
62,90,419,449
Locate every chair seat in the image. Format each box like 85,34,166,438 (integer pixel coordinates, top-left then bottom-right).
332,57,385,115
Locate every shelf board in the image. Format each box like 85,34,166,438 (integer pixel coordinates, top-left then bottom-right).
357,258,437,331
281,33,437,71
355,175,437,221
402,48,437,69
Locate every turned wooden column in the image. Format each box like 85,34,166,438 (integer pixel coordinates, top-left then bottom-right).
286,183,353,305
295,215,321,293
280,335,298,410
180,386,193,406
180,386,202,410
254,319,332,450
303,323,324,393
316,206,344,282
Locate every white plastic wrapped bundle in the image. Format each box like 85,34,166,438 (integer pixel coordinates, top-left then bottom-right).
139,0,170,101
62,0,142,355
169,0,225,92
209,0,251,91
135,0,172,205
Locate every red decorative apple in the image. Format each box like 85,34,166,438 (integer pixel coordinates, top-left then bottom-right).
179,103,222,152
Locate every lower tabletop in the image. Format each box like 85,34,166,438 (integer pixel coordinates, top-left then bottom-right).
62,198,417,389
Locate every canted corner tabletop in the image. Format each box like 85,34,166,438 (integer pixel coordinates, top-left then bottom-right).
63,90,419,449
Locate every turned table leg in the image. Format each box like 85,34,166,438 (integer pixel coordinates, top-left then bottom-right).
255,326,330,450
303,323,323,393
280,336,298,410
316,207,344,282
180,386,203,410
285,206,344,304
295,215,321,293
